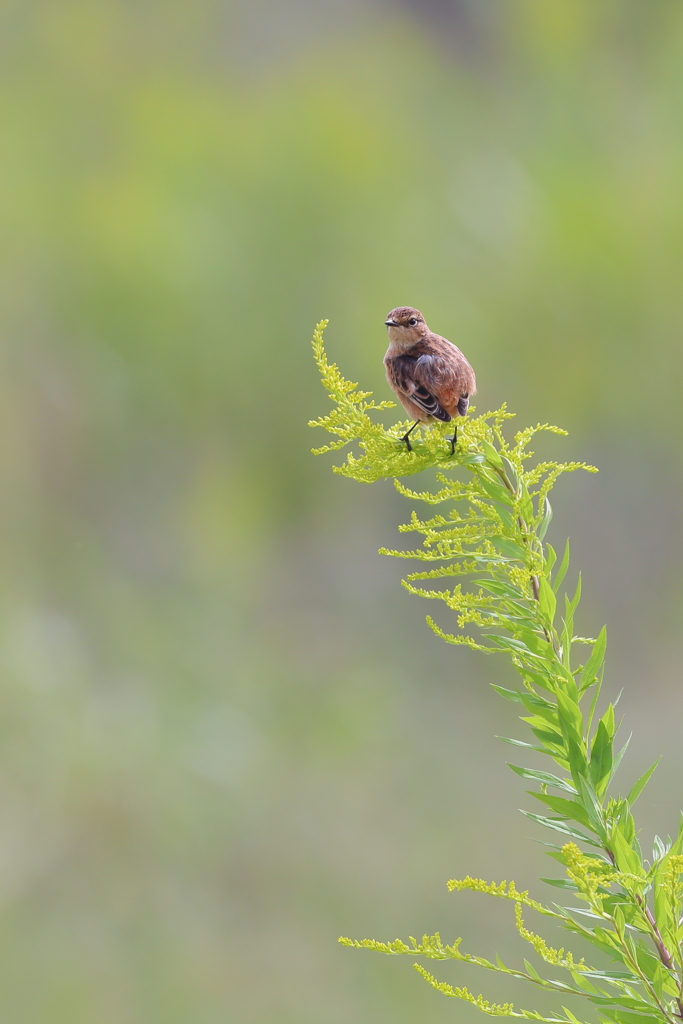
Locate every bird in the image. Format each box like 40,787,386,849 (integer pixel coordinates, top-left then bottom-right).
383,306,476,454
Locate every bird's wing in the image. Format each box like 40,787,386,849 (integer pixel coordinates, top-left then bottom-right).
414,348,474,415
413,353,462,420
386,354,451,422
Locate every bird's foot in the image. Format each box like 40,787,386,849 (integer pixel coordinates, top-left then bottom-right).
400,433,413,453
447,426,458,456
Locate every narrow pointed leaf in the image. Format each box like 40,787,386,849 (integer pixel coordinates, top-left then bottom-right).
589,721,613,796
522,811,603,846
627,760,660,806
552,539,571,594
580,626,607,689
498,736,549,753
539,497,553,541
507,764,577,794
529,792,595,831
539,576,557,627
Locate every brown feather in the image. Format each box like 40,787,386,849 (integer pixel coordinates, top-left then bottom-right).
383,307,476,425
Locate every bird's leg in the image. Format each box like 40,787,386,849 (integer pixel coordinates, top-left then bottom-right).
400,420,421,452
448,424,458,456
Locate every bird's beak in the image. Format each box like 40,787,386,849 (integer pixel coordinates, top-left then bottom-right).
384,319,397,327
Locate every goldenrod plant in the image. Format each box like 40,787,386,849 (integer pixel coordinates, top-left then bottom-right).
310,320,682,1024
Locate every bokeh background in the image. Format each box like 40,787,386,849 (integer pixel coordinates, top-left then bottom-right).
1,1,683,1020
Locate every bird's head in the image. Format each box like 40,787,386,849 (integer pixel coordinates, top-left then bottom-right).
384,307,429,348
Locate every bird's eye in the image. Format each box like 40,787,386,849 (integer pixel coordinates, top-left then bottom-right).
408,318,418,326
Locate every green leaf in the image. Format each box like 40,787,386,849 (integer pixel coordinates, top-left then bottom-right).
507,764,577,794
522,811,603,846
478,474,515,506
518,481,534,525
560,580,581,664
556,688,583,740
545,850,570,863
609,826,644,877
489,536,527,560
538,577,557,627
538,497,553,541
611,800,637,846
480,439,504,469
566,575,582,619
590,995,662,1012
652,835,668,862
601,703,615,738
520,700,560,728
528,724,565,747
575,778,606,839
492,688,555,720
491,684,526,704
501,457,519,490
600,896,643,929
564,733,589,789
553,690,588,787
519,668,557,693
570,972,600,995
552,539,571,594
627,760,660,806
487,635,538,657
580,970,636,981
514,627,555,657
589,721,613,796
596,1011,663,1024
580,627,607,690
497,736,549,754
610,735,631,780
473,578,527,600
528,792,595,831
540,877,578,890
671,813,683,856
494,504,516,530
585,676,603,738
589,927,627,959
632,947,669,996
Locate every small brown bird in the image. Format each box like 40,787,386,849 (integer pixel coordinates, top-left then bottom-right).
384,306,476,453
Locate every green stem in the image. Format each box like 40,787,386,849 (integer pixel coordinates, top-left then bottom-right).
489,461,555,651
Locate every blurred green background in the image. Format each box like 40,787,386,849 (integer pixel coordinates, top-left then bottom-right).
1,0,683,1020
